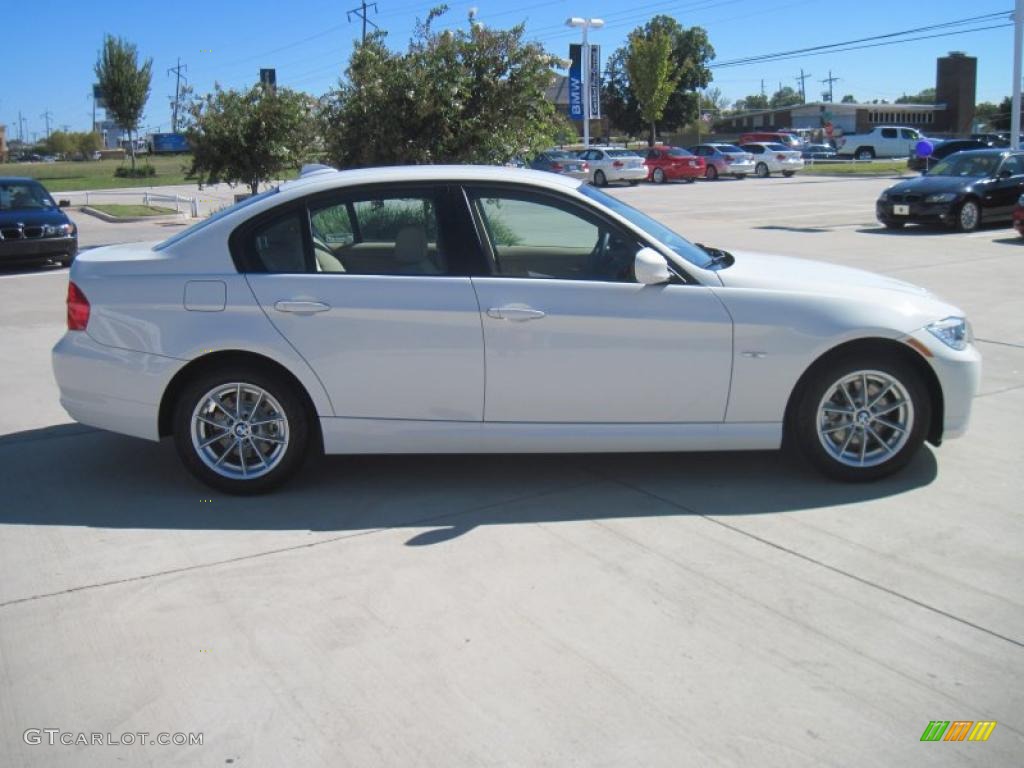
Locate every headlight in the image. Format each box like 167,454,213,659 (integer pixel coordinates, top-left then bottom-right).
878,188,891,201
42,223,74,237
924,192,957,204
926,316,971,351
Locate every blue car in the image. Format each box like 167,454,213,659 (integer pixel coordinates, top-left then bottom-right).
0,177,78,266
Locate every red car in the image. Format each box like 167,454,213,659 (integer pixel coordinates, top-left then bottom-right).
1014,193,1024,237
643,146,706,183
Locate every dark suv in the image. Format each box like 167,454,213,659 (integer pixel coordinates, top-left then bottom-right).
0,178,78,266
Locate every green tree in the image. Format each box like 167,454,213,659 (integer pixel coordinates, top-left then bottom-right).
625,30,680,145
840,94,856,103
974,100,1002,129
603,16,714,135
895,87,936,104
186,84,320,194
769,86,802,109
94,35,152,171
321,9,562,168
734,93,769,112
77,132,102,157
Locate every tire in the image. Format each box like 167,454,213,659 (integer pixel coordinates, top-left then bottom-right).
756,162,770,178
956,199,981,232
594,170,607,187
653,168,666,184
705,165,718,181
793,353,930,482
855,147,875,160
782,171,796,177
173,366,312,494
883,220,906,229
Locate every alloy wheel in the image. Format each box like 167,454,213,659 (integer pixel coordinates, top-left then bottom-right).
815,370,914,468
190,382,290,480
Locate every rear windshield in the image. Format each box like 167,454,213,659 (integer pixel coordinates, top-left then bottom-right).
667,148,692,157
606,149,642,157
763,143,789,151
545,151,576,160
154,187,279,251
713,145,743,153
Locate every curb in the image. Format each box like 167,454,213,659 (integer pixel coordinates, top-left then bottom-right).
80,206,190,224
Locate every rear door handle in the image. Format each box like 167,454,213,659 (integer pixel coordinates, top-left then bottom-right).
487,306,546,322
274,300,331,315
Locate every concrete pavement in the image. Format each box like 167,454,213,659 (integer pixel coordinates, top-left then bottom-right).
0,175,1021,767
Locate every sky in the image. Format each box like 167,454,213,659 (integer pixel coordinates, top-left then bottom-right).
0,0,1016,140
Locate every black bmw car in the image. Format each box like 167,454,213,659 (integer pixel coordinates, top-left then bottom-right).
0,177,78,266
877,149,1024,232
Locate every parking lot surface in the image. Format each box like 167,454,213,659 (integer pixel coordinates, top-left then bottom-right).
1,175,1021,767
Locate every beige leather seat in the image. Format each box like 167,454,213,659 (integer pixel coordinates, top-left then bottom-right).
313,235,345,273
394,226,440,274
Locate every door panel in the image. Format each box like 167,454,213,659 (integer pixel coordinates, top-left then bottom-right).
247,274,484,421
471,278,733,423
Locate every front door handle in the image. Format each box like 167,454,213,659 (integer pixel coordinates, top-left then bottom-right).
274,300,331,315
487,306,546,322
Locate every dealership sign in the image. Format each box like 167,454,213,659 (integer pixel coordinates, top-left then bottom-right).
568,44,601,121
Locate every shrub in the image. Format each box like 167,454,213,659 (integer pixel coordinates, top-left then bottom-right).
114,165,156,178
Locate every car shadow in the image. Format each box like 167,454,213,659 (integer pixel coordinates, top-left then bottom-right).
0,261,66,277
0,424,938,544
857,222,1014,236
992,235,1024,245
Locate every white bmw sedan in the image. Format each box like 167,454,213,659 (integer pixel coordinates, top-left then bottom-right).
53,165,980,493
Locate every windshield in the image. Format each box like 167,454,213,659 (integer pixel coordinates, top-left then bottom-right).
0,182,55,211
580,185,713,269
928,154,1000,178
154,187,278,250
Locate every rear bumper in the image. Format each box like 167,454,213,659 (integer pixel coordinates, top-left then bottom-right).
664,163,704,179
605,167,648,182
52,332,184,441
0,235,77,261
724,162,754,176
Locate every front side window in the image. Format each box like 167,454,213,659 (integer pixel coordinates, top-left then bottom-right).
901,129,919,140
309,194,446,275
469,190,639,283
998,154,1024,176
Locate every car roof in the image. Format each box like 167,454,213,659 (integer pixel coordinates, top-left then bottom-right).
946,148,1020,158
0,177,44,184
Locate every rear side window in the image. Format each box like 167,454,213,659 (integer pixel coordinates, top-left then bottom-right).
251,211,308,273
881,128,898,139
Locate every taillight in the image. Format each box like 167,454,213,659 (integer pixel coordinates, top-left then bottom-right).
612,160,624,168
67,281,90,331
723,156,733,164
581,162,589,171
551,162,563,171
777,154,786,161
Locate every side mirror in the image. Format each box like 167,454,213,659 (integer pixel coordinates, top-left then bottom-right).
999,169,1013,179
634,247,672,285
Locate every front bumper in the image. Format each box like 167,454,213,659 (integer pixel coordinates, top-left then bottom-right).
876,200,957,227
52,331,184,441
906,328,982,441
0,235,77,261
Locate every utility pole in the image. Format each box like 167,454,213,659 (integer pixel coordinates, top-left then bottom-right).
40,110,52,139
1012,0,1023,149
347,0,378,44
17,111,26,142
796,69,811,103
760,79,765,98
821,70,839,103
167,58,188,133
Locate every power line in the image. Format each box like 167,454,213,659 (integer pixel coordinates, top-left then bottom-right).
713,11,1009,67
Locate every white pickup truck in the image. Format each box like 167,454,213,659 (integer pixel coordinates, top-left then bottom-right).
835,126,927,159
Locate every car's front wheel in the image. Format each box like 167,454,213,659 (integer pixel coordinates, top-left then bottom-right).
173,368,311,494
956,199,981,232
793,353,929,481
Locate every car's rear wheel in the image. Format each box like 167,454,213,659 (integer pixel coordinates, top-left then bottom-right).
856,147,875,160
173,368,311,494
705,165,718,181
653,168,666,184
594,170,607,187
756,162,770,178
794,354,929,481
956,199,981,232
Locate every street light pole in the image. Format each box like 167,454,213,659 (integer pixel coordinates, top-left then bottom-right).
1012,0,1023,149
566,17,604,148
